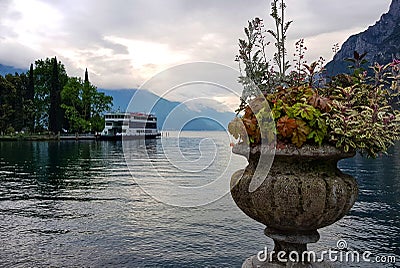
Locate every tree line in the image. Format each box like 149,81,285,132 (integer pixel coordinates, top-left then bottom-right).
0,57,113,135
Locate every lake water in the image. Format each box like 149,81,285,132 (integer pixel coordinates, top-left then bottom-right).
0,132,398,267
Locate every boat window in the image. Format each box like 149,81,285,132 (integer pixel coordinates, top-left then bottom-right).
145,122,157,129
130,122,146,128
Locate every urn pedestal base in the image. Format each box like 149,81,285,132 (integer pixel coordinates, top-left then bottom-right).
242,255,335,268
241,228,334,268
265,228,319,261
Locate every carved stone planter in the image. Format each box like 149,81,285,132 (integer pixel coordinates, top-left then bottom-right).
231,143,358,267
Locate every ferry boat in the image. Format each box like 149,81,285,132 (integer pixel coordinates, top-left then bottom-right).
100,112,161,140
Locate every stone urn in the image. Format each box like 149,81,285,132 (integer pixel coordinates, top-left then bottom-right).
230,143,358,267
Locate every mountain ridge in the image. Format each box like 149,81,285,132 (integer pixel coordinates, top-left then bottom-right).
0,63,26,76
325,0,400,75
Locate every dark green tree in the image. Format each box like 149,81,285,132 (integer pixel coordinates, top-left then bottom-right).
0,58,112,135
49,57,63,133
84,68,89,83
61,77,89,133
27,64,34,100
5,73,28,131
90,91,113,132
82,68,91,121
33,57,68,132
26,64,35,132
0,75,16,134
61,77,112,133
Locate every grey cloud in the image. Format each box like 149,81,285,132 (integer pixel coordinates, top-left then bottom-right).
61,51,135,89
0,42,45,68
287,0,391,38
32,0,264,76
0,0,392,88
0,0,20,40
101,39,129,55
0,0,16,15
43,0,266,48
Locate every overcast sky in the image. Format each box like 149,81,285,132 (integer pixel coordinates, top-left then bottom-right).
0,0,392,100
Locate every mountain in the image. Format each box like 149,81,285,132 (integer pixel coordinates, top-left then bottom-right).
325,0,400,75
0,64,26,76
98,89,235,131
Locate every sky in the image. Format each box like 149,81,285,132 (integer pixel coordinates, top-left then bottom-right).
0,0,392,110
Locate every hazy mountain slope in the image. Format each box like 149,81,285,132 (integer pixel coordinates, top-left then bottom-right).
0,64,26,76
98,89,234,131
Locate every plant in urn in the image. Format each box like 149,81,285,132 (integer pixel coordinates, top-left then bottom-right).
228,0,400,266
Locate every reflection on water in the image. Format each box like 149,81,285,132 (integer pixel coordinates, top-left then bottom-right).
309,144,400,267
0,136,398,267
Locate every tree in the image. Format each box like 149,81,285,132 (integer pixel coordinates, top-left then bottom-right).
61,76,112,133
33,57,68,131
0,75,16,134
0,57,113,135
84,68,89,83
0,71,36,133
82,68,91,121
61,77,90,133
49,57,63,133
5,73,28,131
90,91,113,132
26,64,35,132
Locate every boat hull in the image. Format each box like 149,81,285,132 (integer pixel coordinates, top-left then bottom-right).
99,133,161,141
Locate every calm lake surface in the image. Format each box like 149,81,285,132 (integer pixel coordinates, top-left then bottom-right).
0,132,399,267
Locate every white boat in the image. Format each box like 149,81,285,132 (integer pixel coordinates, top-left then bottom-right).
100,112,161,140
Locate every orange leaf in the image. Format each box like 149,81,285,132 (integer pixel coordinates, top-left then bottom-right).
244,106,254,119
277,115,297,137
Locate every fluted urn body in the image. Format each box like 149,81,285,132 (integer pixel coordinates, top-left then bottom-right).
230,143,358,266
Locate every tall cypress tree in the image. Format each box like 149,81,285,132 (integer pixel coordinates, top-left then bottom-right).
83,68,91,122
27,64,34,100
49,57,62,133
27,63,35,132
84,68,89,83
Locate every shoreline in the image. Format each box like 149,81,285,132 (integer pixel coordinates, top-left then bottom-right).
0,134,98,141
0,135,59,141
